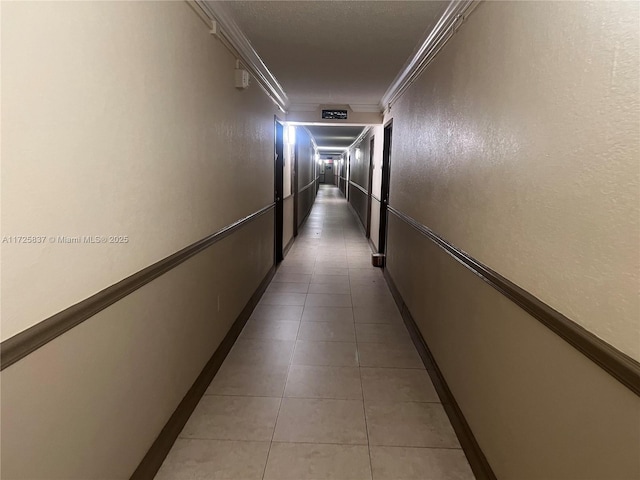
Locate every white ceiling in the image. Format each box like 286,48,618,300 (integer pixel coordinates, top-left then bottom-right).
306,125,365,148
214,1,448,150
219,1,449,109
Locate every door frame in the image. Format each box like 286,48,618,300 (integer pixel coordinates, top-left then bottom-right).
378,120,393,255
293,141,299,237
366,136,374,238
274,118,284,263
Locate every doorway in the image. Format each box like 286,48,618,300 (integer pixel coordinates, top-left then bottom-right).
366,137,374,238
274,119,284,263
378,121,392,255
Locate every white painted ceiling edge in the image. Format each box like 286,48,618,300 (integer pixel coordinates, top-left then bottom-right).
380,0,480,114
194,0,479,117
189,0,289,112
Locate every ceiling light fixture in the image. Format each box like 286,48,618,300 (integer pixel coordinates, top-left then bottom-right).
317,146,349,151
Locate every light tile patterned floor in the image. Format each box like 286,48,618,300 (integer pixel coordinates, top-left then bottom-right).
155,185,475,480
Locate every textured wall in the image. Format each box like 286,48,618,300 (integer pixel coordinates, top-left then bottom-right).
1,1,276,341
383,1,640,477
1,1,278,477
386,216,640,480
348,136,370,189
296,127,317,227
348,131,374,232
1,214,274,479
387,0,640,359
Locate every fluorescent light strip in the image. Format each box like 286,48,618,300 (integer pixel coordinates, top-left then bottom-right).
317,146,349,151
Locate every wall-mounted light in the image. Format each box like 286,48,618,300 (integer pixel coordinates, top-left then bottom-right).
355,148,362,161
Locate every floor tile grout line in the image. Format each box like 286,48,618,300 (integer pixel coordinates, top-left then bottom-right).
177,436,464,451
259,264,303,480
269,439,465,450
174,187,456,479
359,362,375,480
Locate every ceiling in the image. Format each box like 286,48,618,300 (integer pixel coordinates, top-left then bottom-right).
212,1,448,151
218,1,449,109
305,125,365,154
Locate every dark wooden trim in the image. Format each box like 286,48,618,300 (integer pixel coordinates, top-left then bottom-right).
347,188,367,234
274,118,285,263
368,236,377,254
378,119,393,255
283,235,295,258
299,179,316,194
297,199,315,231
348,180,368,196
382,268,497,480
130,265,276,480
0,204,276,371
387,205,640,396
347,201,367,237
294,177,319,230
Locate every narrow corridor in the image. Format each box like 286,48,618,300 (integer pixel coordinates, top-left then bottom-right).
155,185,474,480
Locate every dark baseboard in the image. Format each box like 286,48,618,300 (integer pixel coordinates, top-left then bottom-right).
368,237,377,255
283,235,295,258
130,265,276,480
382,268,497,480
386,206,639,396
297,194,316,231
347,201,367,236
297,208,313,232
347,201,378,255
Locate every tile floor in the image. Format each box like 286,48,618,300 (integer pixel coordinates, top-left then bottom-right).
155,185,475,480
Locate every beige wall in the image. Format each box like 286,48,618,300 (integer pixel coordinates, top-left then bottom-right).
387,216,640,480
296,127,317,227
383,1,640,478
348,129,372,232
1,1,278,478
387,0,639,360
1,1,276,341
1,214,274,479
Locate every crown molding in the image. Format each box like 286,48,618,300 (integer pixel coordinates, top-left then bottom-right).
195,1,289,112
380,0,481,112
288,104,321,112
347,126,372,151
349,104,382,113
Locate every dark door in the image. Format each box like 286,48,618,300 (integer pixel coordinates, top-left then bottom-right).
366,137,374,238
275,120,284,263
293,141,299,237
378,121,393,255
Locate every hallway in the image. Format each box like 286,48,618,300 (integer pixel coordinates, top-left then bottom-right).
155,185,474,480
